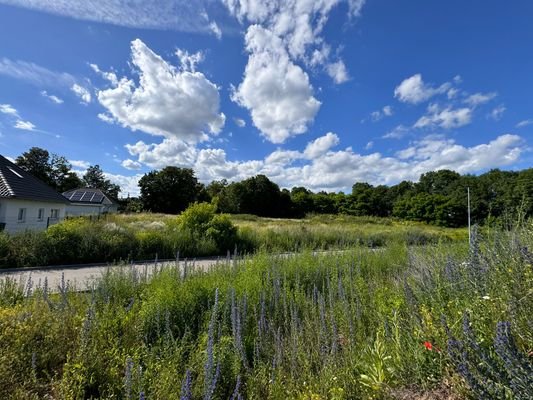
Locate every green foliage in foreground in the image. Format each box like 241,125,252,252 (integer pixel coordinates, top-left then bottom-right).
0,223,531,399
0,211,464,269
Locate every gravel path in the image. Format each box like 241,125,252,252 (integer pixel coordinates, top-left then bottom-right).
0,257,229,293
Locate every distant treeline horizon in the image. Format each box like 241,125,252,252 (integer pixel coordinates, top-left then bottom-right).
124,166,532,228
12,147,532,228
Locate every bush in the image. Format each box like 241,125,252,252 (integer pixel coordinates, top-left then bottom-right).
206,214,238,253
7,230,49,268
178,202,238,254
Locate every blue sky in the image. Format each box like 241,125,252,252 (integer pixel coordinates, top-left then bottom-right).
0,0,531,196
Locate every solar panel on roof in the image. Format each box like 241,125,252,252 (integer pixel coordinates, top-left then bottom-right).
92,194,105,203
70,191,83,201
80,191,91,201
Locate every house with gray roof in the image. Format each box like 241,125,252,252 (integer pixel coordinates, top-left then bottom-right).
63,187,119,216
0,155,69,233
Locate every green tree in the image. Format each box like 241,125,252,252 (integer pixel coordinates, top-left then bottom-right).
139,167,200,214
416,170,461,195
16,147,83,192
83,165,121,198
312,191,337,214
232,175,285,217
50,155,83,192
290,187,314,217
393,192,465,227
15,147,53,185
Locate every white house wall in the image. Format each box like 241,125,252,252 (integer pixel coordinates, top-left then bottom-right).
0,198,66,234
65,204,104,216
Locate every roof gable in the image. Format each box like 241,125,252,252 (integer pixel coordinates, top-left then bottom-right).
0,155,69,204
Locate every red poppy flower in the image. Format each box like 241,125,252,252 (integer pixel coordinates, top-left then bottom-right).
423,341,441,353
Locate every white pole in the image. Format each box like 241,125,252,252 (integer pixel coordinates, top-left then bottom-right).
467,187,471,246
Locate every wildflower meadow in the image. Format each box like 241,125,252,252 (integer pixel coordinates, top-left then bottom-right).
0,221,532,399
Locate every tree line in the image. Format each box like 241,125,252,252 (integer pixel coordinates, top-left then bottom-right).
12,147,532,227
131,165,532,227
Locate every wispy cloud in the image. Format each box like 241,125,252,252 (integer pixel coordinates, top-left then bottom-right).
233,117,246,128
370,105,393,122
14,119,36,131
0,103,60,137
40,90,64,104
383,124,409,139
488,104,505,121
0,104,19,116
0,57,76,87
464,92,497,107
0,0,223,36
516,119,533,128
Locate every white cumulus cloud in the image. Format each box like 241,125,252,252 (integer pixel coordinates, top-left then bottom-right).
122,129,524,194
71,84,92,104
121,159,143,170
96,39,225,144
231,25,320,144
304,132,340,158
394,74,452,104
414,104,472,129
125,138,198,168
69,159,90,169
327,60,350,84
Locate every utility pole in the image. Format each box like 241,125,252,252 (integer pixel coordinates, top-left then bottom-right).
467,187,471,246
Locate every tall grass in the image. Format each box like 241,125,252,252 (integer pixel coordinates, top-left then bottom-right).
0,213,465,269
0,221,531,399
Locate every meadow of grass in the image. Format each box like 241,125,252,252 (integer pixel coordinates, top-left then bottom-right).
0,210,466,269
0,221,531,399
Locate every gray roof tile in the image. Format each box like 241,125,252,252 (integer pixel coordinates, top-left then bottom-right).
0,155,69,204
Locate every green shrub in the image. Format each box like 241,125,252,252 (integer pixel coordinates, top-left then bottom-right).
178,202,238,254
7,230,49,268
206,214,238,253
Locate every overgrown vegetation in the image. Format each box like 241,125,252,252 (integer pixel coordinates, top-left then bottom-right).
0,222,531,399
0,209,464,269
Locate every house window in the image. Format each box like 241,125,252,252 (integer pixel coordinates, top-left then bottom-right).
50,209,59,219
38,208,45,221
18,208,27,222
